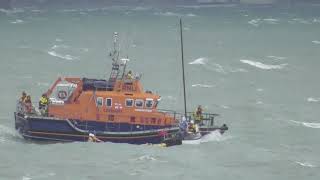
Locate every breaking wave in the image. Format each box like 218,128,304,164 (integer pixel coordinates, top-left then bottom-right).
47,43,88,61
290,120,320,129
10,19,24,24
267,55,287,60
0,8,24,15
248,18,280,27
0,124,20,143
182,131,231,145
296,161,316,168
240,59,287,70
191,84,214,88
189,57,208,65
134,155,157,161
47,51,78,61
289,18,312,25
312,40,320,45
307,97,320,102
154,11,197,17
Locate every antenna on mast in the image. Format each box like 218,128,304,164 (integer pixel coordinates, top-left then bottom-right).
108,32,121,89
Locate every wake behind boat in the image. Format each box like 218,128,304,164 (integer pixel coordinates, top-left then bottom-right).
14,20,228,147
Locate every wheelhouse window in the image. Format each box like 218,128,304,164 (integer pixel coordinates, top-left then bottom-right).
135,99,144,108
96,97,103,107
145,99,154,108
126,99,134,107
106,98,112,107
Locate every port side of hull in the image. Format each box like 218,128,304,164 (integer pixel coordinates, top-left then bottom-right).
14,113,180,144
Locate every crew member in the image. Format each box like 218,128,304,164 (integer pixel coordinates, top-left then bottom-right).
39,93,49,115
195,105,203,124
20,91,27,103
188,121,197,134
88,133,102,142
126,70,133,79
24,95,33,113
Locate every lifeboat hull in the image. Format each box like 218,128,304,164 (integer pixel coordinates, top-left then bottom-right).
14,112,180,145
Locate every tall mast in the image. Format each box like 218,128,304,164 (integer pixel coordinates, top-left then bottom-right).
180,18,187,119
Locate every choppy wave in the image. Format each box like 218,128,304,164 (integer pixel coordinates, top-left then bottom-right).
289,18,312,25
248,18,280,27
240,59,287,70
55,38,63,42
220,105,230,109
154,11,197,17
0,8,24,14
189,57,208,65
290,120,320,129
307,97,320,102
47,51,78,61
312,40,320,45
0,124,20,143
134,155,157,161
10,19,24,24
192,84,214,88
296,161,316,168
47,43,88,61
22,172,56,180
267,55,287,60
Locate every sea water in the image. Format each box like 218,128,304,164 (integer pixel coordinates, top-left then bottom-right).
0,4,320,180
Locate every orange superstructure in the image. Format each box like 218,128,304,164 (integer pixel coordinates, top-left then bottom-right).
46,76,176,127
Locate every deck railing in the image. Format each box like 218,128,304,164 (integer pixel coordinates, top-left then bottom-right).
158,109,219,127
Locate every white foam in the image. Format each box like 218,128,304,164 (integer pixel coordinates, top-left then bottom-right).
0,8,24,14
0,125,19,143
31,9,45,13
313,18,320,23
22,176,32,180
307,97,320,102
267,55,287,60
220,105,230,109
263,18,279,24
154,12,181,17
296,161,316,168
132,6,151,11
256,88,264,92
256,101,263,104
248,19,261,27
230,68,248,73
192,84,214,88
290,120,320,129
135,155,157,161
312,40,320,45
240,59,287,70
55,38,63,42
154,12,196,17
189,57,208,65
47,51,78,61
302,122,320,129
290,18,312,24
186,13,197,17
51,44,69,50
183,131,231,145
11,19,24,24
